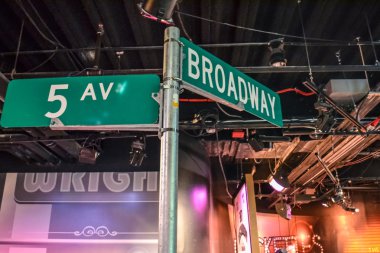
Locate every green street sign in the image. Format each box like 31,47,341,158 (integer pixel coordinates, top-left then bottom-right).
1,75,160,130
180,38,283,127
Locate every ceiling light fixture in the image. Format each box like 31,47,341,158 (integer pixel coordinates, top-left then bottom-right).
268,38,287,67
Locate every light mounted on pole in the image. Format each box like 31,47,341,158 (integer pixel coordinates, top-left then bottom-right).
137,0,178,25
268,38,287,67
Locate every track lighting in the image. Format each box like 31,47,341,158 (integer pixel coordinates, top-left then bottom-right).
268,38,287,67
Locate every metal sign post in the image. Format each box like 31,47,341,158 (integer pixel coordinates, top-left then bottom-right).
159,26,181,253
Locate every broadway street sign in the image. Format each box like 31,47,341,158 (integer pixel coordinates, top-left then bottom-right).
0,75,160,130
180,38,283,127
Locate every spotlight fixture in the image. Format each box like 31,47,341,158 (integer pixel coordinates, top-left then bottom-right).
79,147,100,164
342,206,360,213
331,185,344,204
268,170,290,192
137,0,177,25
314,96,336,133
321,200,332,208
79,137,101,164
248,137,264,152
129,137,147,167
268,38,287,67
275,202,292,220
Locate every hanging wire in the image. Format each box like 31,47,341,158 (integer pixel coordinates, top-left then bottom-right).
176,4,193,41
17,0,83,70
27,0,83,68
27,46,58,72
215,128,234,199
16,0,57,46
365,14,380,66
11,19,25,79
356,37,369,81
297,0,314,82
175,10,349,43
216,103,243,118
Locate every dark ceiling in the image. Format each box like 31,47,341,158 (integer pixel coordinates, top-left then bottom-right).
0,0,380,210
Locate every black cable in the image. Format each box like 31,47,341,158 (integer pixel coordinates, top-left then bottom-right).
175,10,350,43
16,0,58,47
20,0,83,70
365,14,380,65
297,0,313,82
28,0,84,70
27,46,58,72
176,4,192,41
11,19,25,79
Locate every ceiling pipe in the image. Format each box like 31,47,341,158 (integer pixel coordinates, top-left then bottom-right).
4,65,380,79
2,41,380,57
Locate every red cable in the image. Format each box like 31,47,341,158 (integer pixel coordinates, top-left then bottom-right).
276,87,315,96
179,98,214,102
369,116,380,127
180,87,316,103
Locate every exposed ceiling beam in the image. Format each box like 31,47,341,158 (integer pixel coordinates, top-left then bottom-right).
4,65,380,78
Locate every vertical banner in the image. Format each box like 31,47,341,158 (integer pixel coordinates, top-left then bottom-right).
234,174,260,253
234,183,252,253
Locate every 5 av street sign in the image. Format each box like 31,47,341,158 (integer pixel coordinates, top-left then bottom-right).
0,75,160,130
180,38,283,127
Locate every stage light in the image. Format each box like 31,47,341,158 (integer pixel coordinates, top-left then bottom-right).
331,185,345,204
321,200,332,208
275,202,292,220
248,137,264,152
79,147,100,164
343,206,359,213
314,97,336,133
137,0,177,25
268,38,287,67
268,170,290,192
129,137,147,167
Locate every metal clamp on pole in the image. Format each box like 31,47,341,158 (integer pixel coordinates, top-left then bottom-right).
158,26,181,253
162,76,182,89
164,37,184,47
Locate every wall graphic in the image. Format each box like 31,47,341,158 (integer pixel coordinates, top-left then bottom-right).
0,172,159,253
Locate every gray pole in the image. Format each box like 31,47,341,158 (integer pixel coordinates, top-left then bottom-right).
159,26,181,253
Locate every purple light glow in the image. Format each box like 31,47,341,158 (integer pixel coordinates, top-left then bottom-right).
191,186,208,214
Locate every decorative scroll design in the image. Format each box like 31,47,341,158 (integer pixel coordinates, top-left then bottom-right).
74,225,117,237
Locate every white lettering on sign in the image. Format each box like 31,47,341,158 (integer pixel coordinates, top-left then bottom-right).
44,84,69,119
186,48,278,120
188,48,200,80
23,172,159,193
99,82,114,100
81,83,97,101
215,64,226,93
45,82,115,119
